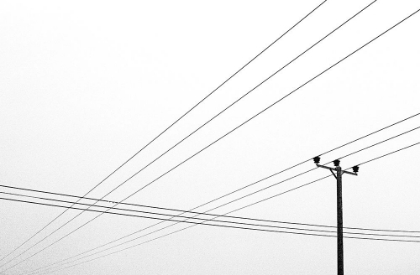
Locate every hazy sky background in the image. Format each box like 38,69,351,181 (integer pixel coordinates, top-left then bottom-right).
1,0,420,274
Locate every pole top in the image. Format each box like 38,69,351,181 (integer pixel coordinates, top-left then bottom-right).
333,159,340,167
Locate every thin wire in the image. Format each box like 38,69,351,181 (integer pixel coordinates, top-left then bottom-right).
1,3,372,271
20,7,420,274
3,191,419,239
219,143,420,227
5,195,419,241
54,126,415,269
320,111,420,156
45,228,419,275
226,141,420,226
0,0,329,266
25,131,420,275
35,138,420,275
177,111,420,221
85,0,377,209
0,197,336,235
6,184,419,275
105,120,420,252
59,138,420,275
357,141,420,166
3,178,420,233
190,123,420,217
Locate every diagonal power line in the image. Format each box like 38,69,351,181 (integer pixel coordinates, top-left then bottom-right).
2,195,420,242
96,142,420,271
30,140,420,275
18,115,420,275
14,3,420,274
20,112,420,274
2,189,420,239
20,7,420,274
1,109,419,238
45,120,420,273
4,1,376,270
2,102,420,214
0,0,330,266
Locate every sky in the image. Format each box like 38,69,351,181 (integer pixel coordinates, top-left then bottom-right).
1,0,420,274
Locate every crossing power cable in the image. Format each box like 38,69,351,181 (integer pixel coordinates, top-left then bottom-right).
1,109,420,215
21,119,420,275
14,6,420,274
38,225,420,275
102,141,420,268
3,119,417,228
1,2,375,271
1,109,419,230
0,0,330,266
1,195,420,242
54,110,420,263
0,137,417,236
46,123,420,272
3,189,420,239
27,140,420,275
0,0,330,267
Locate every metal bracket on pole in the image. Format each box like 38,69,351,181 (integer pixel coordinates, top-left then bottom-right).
329,168,337,179
316,164,357,176
316,164,333,170
342,170,357,176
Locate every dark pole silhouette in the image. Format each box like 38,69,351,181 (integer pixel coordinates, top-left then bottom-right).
313,157,359,275
336,162,344,275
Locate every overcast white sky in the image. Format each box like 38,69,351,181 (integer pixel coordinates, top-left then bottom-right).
1,0,420,274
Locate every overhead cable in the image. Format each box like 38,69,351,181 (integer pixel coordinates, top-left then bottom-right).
2,191,420,239
28,139,420,275
52,117,420,268
1,3,374,271
23,124,420,275
54,130,420,271
0,0,329,267
18,6,420,274
2,172,420,234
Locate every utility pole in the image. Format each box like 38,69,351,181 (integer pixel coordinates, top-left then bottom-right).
313,157,359,275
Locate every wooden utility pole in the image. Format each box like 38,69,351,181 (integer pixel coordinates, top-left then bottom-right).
313,157,358,275
336,165,344,275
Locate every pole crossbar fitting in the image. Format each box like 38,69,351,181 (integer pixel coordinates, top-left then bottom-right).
343,170,357,176
329,168,337,179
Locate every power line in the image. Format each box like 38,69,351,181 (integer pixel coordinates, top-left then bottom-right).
2,3,373,270
181,123,420,217
3,190,419,239
2,165,420,234
44,227,419,275
92,141,420,271
0,0,329,267
22,128,420,275
17,7,420,274
0,1,331,267
27,140,420,275
50,133,419,274
229,140,420,224
94,119,420,258
0,197,337,235
4,176,417,275
357,141,420,166
4,195,419,241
